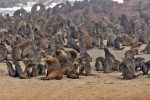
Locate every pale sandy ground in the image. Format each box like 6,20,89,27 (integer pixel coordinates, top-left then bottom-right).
0,45,150,100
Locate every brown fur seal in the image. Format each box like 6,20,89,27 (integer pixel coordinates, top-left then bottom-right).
119,63,134,80
119,58,141,80
141,41,150,54
67,62,80,79
0,45,7,62
125,49,138,60
6,61,16,77
64,49,78,63
95,57,103,71
41,55,63,80
13,60,23,78
103,57,114,73
54,50,72,75
84,58,92,76
104,48,119,62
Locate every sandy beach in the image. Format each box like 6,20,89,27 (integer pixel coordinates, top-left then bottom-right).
0,45,150,100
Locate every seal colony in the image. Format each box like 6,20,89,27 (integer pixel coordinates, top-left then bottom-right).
0,0,150,80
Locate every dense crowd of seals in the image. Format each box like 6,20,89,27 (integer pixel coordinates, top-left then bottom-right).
0,0,150,80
